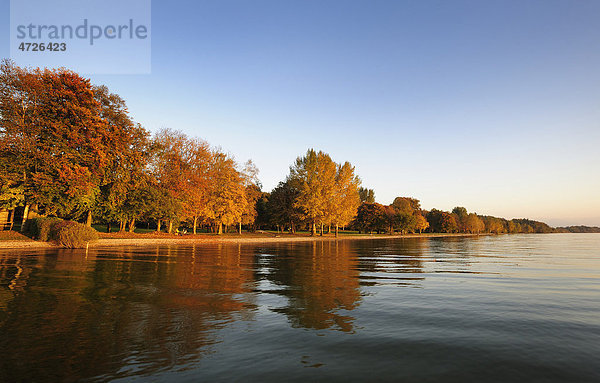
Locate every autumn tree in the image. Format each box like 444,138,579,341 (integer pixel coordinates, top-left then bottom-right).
151,129,192,233
482,216,506,234
464,213,485,234
329,162,361,236
0,60,36,229
439,212,458,233
359,187,375,203
151,130,251,235
507,220,522,234
205,150,247,235
0,61,118,228
289,149,337,236
0,185,23,230
415,214,429,233
511,218,553,233
239,160,262,233
183,139,213,234
383,205,399,234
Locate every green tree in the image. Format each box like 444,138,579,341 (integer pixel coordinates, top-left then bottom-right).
391,197,421,233
353,203,387,234
267,180,304,233
359,187,375,203
427,209,458,233
452,206,468,232
91,85,151,228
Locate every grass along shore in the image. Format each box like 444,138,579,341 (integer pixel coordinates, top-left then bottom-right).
0,230,482,250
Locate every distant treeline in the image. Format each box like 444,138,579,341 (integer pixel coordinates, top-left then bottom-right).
556,226,600,233
0,61,570,235
256,190,556,235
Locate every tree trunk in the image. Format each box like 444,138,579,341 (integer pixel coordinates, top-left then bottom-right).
85,210,92,227
167,220,173,234
335,224,339,237
320,223,323,236
193,216,198,234
157,219,161,233
20,204,30,232
8,209,14,231
217,222,223,235
107,223,111,233
129,218,136,233
119,220,126,232
311,222,316,236
238,222,242,234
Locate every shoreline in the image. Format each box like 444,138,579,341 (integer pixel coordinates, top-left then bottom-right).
0,233,482,250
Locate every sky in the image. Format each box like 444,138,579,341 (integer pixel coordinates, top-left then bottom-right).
1,0,599,226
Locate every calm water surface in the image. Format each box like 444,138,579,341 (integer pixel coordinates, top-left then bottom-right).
0,234,599,382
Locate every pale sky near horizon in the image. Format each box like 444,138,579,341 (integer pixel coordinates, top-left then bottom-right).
1,0,599,226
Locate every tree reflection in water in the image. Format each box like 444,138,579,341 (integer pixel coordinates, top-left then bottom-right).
0,239,430,382
0,245,258,382
264,241,362,332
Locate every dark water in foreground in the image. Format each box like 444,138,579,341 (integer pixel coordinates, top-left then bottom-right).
0,234,599,382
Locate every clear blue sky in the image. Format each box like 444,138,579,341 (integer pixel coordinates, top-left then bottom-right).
1,0,599,226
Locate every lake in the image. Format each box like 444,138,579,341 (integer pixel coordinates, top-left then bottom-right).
0,234,599,382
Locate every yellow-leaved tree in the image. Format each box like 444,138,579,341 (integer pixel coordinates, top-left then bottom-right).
289,149,337,235
205,150,247,235
329,161,361,236
239,160,262,234
181,138,212,234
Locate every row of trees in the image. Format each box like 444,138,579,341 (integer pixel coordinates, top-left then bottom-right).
0,60,260,234
349,203,553,234
0,61,558,235
254,172,553,236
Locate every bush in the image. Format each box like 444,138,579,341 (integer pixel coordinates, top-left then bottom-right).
50,221,99,248
23,217,63,241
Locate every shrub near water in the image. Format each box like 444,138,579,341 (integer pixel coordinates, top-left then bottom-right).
24,217,63,241
50,221,99,248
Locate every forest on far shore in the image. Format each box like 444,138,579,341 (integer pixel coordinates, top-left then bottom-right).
556,226,600,233
0,60,591,236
